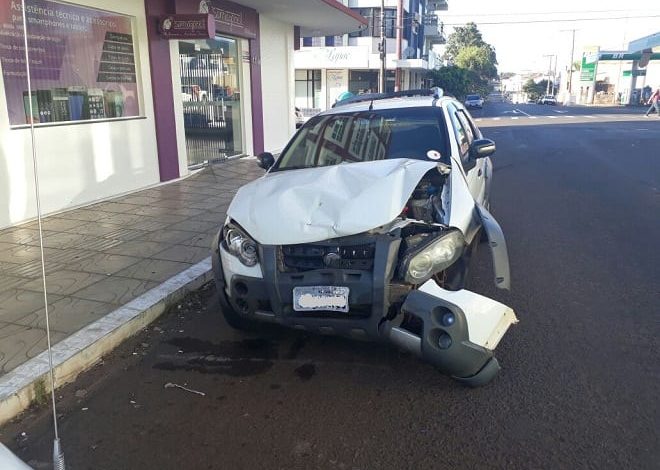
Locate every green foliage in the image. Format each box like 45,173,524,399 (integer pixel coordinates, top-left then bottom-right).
522,79,551,101
435,22,498,98
426,66,487,99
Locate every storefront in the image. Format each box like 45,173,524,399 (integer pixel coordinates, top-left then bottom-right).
0,0,160,229
0,0,366,229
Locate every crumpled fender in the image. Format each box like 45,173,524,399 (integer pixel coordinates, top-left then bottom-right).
475,203,511,290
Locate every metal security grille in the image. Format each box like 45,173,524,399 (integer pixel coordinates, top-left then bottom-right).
179,52,239,167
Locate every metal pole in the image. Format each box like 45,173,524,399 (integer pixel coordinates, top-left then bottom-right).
552,55,557,95
568,29,576,93
380,0,386,93
395,0,403,91
547,55,552,95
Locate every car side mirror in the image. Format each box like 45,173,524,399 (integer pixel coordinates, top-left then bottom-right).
256,152,275,170
471,138,496,159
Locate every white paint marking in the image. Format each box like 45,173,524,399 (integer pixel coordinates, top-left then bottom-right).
493,117,501,121
585,115,596,118
553,110,568,114
528,116,538,119
514,108,531,116
548,116,558,119
511,116,519,120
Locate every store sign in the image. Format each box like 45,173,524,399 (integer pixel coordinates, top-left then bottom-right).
294,46,369,69
580,47,599,82
159,14,215,39
0,0,141,125
622,69,646,77
197,0,257,39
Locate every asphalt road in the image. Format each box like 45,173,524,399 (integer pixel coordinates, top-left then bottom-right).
2,104,660,470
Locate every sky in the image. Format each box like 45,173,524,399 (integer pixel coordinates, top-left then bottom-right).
437,0,660,74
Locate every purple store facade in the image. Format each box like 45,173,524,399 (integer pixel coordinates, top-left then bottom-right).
0,0,366,229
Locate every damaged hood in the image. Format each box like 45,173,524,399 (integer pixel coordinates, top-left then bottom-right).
227,159,439,245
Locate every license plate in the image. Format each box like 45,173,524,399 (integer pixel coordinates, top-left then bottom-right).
293,286,350,313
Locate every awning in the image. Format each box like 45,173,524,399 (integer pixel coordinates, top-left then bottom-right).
234,0,367,36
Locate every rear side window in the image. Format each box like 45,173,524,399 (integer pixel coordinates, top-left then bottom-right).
274,107,450,171
447,103,473,161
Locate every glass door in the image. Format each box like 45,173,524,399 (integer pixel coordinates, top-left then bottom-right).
179,36,243,167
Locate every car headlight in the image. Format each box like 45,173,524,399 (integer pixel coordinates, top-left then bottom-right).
222,222,259,267
400,229,465,284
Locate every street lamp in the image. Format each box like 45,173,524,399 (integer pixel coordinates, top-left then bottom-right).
542,54,556,95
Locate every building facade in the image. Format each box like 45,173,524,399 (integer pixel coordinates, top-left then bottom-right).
293,0,447,115
0,0,365,229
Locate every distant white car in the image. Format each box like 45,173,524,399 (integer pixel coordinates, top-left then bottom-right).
464,94,484,108
538,95,557,105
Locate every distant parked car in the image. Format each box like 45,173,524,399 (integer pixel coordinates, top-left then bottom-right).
464,94,484,108
538,95,557,105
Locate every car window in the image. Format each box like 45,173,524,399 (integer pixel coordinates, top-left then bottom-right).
273,107,450,171
466,95,480,100
457,109,480,140
447,103,473,161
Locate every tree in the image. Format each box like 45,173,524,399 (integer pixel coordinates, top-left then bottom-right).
426,65,481,99
522,79,550,101
442,22,498,95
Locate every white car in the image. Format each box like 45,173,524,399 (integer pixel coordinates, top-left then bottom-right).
212,89,518,386
464,94,484,108
538,95,557,105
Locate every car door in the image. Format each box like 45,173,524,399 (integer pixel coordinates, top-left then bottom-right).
446,103,486,204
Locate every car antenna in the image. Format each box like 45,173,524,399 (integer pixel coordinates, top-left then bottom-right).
368,99,374,111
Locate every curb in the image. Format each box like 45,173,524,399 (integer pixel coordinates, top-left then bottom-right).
0,257,213,427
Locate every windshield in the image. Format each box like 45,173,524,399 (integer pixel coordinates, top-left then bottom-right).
273,107,449,171
466,95,480,100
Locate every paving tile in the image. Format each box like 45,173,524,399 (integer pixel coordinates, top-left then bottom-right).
72,236,123,252
0,227,41,244
116,195,160,206
43,247,99,265
166,219,217,233
0,289,64,324
97,228,148,242
68,222,124,237
129,219,171,232
92,202,142,214
181,232,216,249
23,217,88,232
151,244,210,264
56,209,107,222
0,243,45,263
106,240,173,258
0,274,31,294
64,252,142,275
21,270,106,296
96,213,145,226
115,258,192,282
71,276,158,305
0,322,69,375
135,229,199,245
26,231,87,249
0,259,63,278
12,297,116,334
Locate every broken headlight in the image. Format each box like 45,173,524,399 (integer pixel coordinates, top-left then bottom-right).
399,229,465,284
222,222,259,267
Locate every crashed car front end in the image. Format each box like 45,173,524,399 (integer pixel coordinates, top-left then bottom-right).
211,158,517,386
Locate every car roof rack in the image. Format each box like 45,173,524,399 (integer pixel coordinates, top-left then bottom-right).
333,87,445,108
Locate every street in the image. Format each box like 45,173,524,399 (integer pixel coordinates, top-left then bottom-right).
3,102,659,469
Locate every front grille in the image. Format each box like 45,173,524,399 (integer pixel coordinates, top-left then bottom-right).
280,243,376,272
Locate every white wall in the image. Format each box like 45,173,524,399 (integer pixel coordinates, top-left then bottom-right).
0,0,159,229
259,16,295,153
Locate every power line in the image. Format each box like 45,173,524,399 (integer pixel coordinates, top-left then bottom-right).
442,14,660,26
440,9,660,17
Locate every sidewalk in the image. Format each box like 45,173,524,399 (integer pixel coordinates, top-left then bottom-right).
0,157,264,423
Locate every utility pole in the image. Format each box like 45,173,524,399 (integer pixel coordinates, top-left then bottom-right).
395,0,403,91
562,28,577,93
542,54,554,95
379,0,386,93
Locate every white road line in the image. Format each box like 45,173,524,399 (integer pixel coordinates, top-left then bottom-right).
548,116,558,119
565,115,577,118
513,108,531,116
585,115,596,118
529,116,538,119
511,116,519,120
493,117,501,121
553,110,568,114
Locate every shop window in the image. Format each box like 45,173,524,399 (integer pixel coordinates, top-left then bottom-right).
1,0,142,126
295,69,321,109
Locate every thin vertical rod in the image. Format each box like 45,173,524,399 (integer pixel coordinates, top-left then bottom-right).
20,0,60,442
